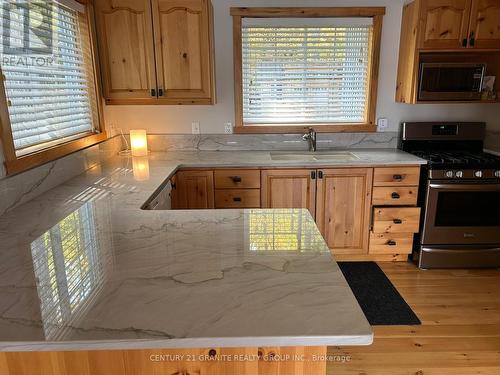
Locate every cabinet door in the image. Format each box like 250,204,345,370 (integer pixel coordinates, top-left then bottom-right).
419,0,472,49
151,0,215,104
261,170,316,217
316,169,373,254
469,0,500,49
173,170,214,209
94,0,157,103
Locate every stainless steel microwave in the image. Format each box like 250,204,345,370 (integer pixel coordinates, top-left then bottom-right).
418,63,486,101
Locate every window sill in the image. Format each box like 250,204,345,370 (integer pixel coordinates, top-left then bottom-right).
234,124,377,134
4,132,108,176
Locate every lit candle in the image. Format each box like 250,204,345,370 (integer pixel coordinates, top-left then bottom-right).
132,156,150,181
130,129,148,156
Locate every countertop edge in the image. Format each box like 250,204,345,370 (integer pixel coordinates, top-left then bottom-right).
0,334,374,352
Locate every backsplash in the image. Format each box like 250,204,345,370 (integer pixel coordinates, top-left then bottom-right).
0,136,122,216
135,132,399,152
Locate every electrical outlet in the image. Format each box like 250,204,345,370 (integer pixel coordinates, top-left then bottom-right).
377,118,388,130
191,122,200,134
224,122,233,134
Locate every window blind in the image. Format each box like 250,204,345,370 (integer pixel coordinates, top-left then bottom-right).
0,0,99,155
242,20,372,125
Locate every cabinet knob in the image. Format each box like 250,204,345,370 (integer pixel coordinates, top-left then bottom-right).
469,32,475,47
393,218,403,224
231,176,242,183
393,174,403,181
151,89,156,97
386,240,397,246
462,38,468,47
391,192,401,199
158,88,164,97
233,197,242,202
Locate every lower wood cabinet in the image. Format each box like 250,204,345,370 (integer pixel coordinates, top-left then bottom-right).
261,169,316,217
172,170,214,209
169,165,422,260
316,168,373,254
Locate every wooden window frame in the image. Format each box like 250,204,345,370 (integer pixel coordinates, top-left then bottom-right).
0,0,107,176
231,7,385,134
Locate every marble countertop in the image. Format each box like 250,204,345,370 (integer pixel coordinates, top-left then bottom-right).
0,149,425,351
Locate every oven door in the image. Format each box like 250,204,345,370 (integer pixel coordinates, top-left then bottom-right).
422,181,500,245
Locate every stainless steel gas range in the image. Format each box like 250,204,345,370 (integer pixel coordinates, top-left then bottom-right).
399,122,500,269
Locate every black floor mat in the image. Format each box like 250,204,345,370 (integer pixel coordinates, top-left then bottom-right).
338,261,421,325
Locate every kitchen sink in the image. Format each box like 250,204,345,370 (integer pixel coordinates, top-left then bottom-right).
270,151,359,161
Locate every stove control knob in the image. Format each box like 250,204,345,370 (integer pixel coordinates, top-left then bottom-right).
445,171,454,178
474,170,483,178
495,171,500,178
455,171,464,178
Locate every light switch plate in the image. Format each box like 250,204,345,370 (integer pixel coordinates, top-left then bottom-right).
192,122,200,134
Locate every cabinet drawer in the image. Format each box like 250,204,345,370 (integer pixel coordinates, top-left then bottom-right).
373,167,420,186
373,207,421,233
215,170,260,189
369,232,414,254
372,186,418,206
215,189,261,208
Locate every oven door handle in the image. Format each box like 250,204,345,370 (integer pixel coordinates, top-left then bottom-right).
429,183,500,191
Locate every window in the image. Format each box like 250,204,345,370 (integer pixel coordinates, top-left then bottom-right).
231,7,385,133
0,0,105,175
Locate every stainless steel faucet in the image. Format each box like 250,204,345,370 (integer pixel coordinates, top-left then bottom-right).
302,127,317,152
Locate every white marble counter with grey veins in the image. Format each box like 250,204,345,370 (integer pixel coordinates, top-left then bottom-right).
0,150,425,351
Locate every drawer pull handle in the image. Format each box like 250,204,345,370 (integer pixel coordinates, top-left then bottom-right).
393,218,403,224
233,197,242,202
386,240,397,246
231,176,242,183
393,174,403,181
391,192,401,199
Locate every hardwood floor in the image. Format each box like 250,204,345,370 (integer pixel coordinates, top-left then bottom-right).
327,262,500,374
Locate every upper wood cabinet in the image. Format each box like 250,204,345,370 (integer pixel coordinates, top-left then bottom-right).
315,169,373,254
152,0,215,103
469,0,500,49
261,169,316,218
94,0,216,105
407,0,500,50
94,0,157,101
419,0,472,49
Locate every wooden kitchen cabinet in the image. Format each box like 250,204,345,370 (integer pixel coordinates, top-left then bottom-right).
415,0,500,50
315,168,373,254
94,0,157,102
172,170,214,209
261,169,316,217
94,0,215,104
152,0,215,103
419,0,473,50
469,0,500,49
